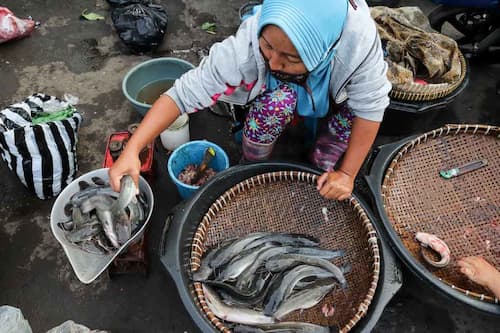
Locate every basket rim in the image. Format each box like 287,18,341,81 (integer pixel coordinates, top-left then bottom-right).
381,123,500,304
189,170,381,333
389,52,468,102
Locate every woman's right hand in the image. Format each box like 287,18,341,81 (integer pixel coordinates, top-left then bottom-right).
107,96,182,192
108,147,142,193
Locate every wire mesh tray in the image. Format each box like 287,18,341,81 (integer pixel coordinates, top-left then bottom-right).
189,171,381,332
367,124,499,307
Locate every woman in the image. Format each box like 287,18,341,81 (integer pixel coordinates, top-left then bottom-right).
109,0,391,200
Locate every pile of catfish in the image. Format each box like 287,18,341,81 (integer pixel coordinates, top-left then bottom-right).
57,175,148,255
193,232,350,333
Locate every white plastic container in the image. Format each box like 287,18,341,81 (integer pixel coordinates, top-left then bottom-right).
50,168,154,284
160,113,190,151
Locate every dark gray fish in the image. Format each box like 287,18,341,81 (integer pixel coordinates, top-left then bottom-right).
69,186,117,207
241,233,320,251
293,264,351,290
65,223,101,243
126,197,141,232
209,232,269,269
203,284,275,325
237,247,344,291
192,237,238,281
80,194,114,214
78,180,91,190
115,219,131,244
111,175,136,213
95,233,114,253
79,239,108,255
57,220,74,231
234,322,331,333
273,279,335,320
263,265,334,316
233,326,265,333
63,202,73,217
206,272,278,307
95,208,120,248
216,243,275,282
71,206,88,228
265,253,348,289
91,176,108,186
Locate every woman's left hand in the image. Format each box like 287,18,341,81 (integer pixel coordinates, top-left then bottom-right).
316,170,354,200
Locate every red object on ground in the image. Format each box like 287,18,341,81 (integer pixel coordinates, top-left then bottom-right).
102,131,155,181
108,233,149,278
0,7,36,44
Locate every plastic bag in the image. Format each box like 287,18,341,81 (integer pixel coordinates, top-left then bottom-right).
0,306,33,333
107,0,151,7
0,7,35,44
111,3,167,53
0,93,83,200
46,320,109,333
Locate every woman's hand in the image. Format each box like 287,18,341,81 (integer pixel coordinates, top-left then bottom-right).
457,256,500,294
108,95,182,192
316,170,354,200
108,148,142,193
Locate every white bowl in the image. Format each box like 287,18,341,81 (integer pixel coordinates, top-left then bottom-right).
50,168,154,284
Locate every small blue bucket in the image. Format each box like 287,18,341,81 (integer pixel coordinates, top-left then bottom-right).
167,140,230,199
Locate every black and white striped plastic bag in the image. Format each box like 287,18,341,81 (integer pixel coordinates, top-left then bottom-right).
0,93,83,199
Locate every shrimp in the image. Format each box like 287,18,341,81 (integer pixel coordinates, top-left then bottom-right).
415,232,451,268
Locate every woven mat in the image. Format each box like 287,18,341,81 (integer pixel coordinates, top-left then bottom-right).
190,171,380,332
382,124,499,303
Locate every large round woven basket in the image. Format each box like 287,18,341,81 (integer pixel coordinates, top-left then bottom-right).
189,171,380,333
389,52,468,102
379,124,499,303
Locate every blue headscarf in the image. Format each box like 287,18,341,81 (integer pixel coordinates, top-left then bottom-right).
257,0,348,119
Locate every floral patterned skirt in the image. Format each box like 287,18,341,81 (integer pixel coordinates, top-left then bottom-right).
242,84,354,171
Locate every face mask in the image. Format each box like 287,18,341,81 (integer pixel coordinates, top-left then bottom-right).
260,47,309,85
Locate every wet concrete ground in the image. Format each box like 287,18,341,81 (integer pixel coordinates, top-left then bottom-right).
0,0,499,332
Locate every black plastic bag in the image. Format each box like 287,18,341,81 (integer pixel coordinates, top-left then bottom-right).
111,3,167,53
107,0,150,7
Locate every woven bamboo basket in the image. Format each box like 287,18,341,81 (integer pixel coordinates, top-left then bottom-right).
188,171,381,333
380,124,500,303
389,52,468,102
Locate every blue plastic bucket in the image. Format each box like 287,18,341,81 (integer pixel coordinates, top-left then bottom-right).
122,57,195,116
167,140,230,199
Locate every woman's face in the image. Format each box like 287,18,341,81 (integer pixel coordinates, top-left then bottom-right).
259,25,308,75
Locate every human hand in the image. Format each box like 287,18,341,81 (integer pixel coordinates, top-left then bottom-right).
316,170,354,200
108,148,141,193
457,256,500,291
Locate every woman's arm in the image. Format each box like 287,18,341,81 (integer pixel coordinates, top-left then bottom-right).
316,117,379,200
108,95,180,191
108,16,259,191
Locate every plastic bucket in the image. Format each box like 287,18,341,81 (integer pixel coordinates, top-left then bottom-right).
167,140,230,199
122,57,195,116
160,113,190,151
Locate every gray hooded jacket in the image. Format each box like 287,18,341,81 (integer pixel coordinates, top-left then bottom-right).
165,0,391,122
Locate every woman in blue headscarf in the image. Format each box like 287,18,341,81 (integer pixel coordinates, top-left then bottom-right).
109,0,391,201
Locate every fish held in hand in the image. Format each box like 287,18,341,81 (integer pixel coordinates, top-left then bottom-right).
111,175,137,213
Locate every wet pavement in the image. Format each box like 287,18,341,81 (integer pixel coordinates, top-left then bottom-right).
0,0,499,332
